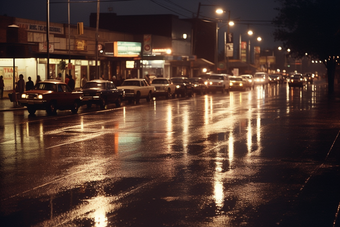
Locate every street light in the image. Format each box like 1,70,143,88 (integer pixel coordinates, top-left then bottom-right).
195,3,226,72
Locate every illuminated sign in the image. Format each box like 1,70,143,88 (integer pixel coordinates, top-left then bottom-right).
152,48,172,55
114,41,141,57
126,61,135,68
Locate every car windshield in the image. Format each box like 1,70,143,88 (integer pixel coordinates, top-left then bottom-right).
121,81,140,86
36,83,57,91
188,78,199,82
254,74,265,78
231,78,243,81
292,75,302,79
269,75,279,78
209,76,224,80
83,82,105,89
172,79,185,83
152,80,168,84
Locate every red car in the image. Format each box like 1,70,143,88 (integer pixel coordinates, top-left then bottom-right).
19,80,83,115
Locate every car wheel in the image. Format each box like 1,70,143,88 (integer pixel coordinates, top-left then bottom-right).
166,89,171,99
100,98,107,110
46,102,57,115
71,101,80,114
86,103,92,109
183,88,187,97
27,106,36,115
135,92,141,104
188,90,193,97
146,92,152,102
115,97,122,107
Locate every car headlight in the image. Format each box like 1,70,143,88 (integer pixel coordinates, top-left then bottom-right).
176,85,181,89
240,83,243,86
209,82,213,85
21,94,27,99
38,94,43,99
230,82,233,86
204,81,208,85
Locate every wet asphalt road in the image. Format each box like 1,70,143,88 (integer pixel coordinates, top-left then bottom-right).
1,79,340,227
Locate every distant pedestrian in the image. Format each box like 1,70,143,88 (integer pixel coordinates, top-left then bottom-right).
81,74,87,88
35,75,41,88
0,75,4,99
26,77,34,91
68,75,75,90
65,74,70,84
16,74,25,94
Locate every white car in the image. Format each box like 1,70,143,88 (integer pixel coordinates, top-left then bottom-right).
151,78,176,99
207,74,230,93
241,74,254,89
117,79,155,104
253,72,269,85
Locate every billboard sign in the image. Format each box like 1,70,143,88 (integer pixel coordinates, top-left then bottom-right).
114,41,141,57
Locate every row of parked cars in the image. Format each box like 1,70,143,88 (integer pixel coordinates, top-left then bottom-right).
18,74,231,115
18,71,315,115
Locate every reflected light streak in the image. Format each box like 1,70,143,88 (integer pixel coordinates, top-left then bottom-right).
228,131,234,161
80,116,84,130
247,118,252,153
214,180,224,209
123,107,126,124
39,121,44,143
204,95,209,125
182,106,189,152
90,196,109,227
257,113,261,147
166,105,173,153
26,122,29,137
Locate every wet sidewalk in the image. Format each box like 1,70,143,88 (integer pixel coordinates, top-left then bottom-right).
0,91,25,112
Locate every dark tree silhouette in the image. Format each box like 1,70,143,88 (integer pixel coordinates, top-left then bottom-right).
273,0,340,94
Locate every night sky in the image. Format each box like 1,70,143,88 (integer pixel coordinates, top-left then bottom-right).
0,0,281,49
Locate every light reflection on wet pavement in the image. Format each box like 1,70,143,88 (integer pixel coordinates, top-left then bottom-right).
1,80,340,226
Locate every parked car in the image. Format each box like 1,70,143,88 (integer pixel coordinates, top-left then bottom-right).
241,74,254,89
229,76,246,91
171,77,194,97
288,73,306,87
19,80,83,115
82,80,124,109
117,79,155,104
188,77,208,95
207,74,230,93
151,78,176,99
253,72,269,85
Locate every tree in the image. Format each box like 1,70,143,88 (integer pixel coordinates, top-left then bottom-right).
273,0,340,94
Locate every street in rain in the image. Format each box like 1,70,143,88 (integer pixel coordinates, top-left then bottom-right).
1,79,340,226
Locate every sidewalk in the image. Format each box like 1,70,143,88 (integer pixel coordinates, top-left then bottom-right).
0,91,25,112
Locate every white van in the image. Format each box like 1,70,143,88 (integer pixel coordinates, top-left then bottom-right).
207,74,230,93
253,72,269,85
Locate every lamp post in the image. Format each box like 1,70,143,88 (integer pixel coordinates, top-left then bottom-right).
224,11,234,74
195,2,225,72
46,0,50,79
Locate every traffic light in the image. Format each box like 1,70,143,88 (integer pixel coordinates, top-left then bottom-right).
77,22,84,35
